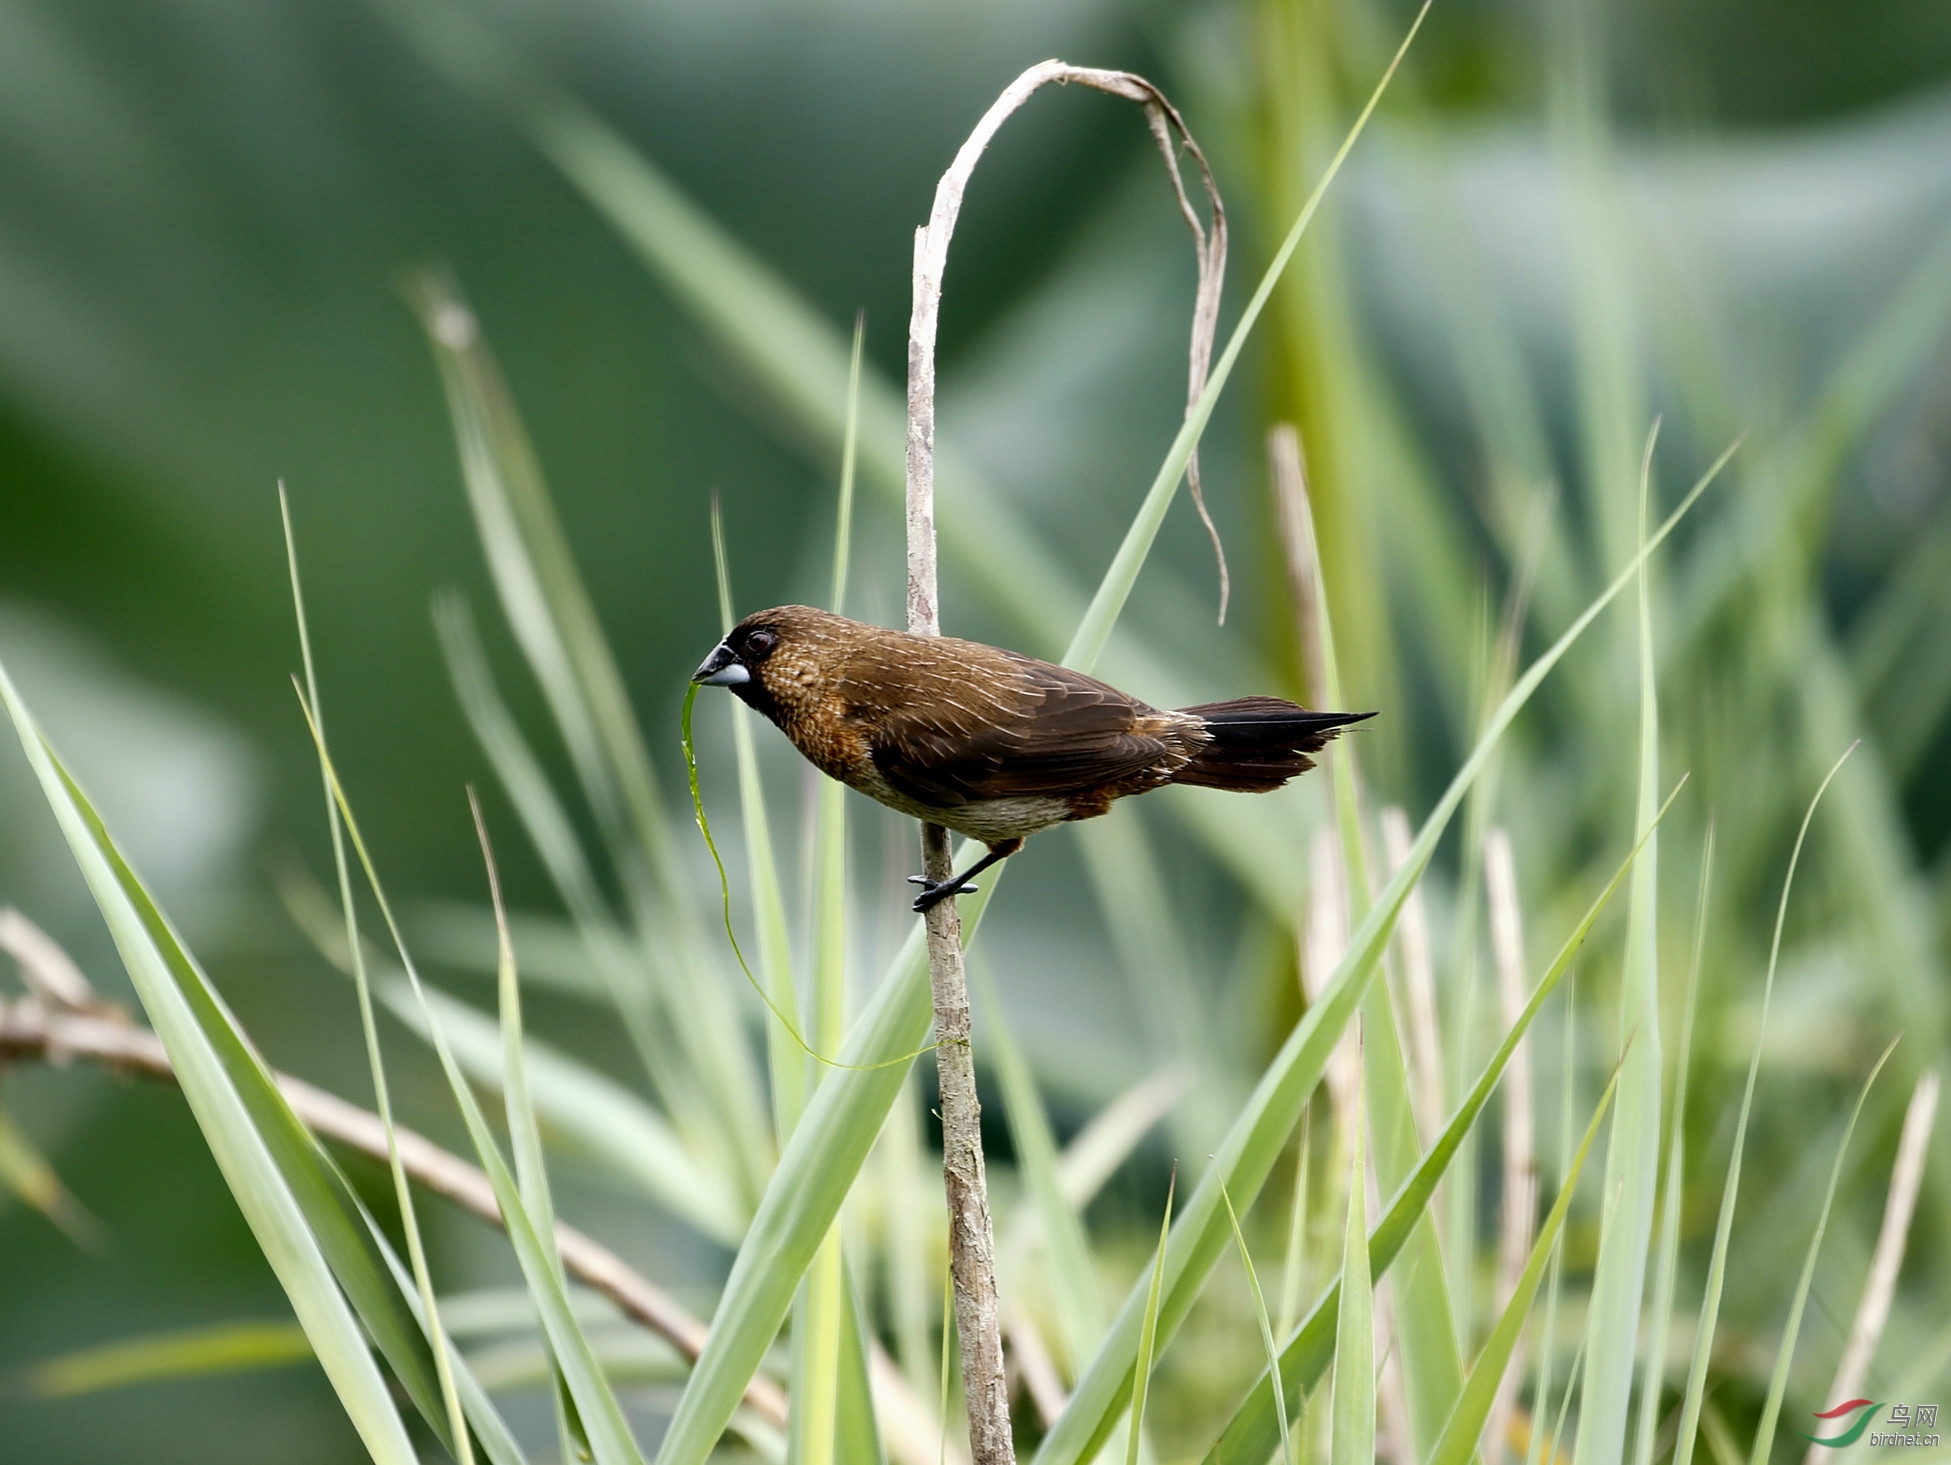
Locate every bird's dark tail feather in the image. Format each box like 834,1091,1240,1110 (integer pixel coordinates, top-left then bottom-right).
1170,697,1375,792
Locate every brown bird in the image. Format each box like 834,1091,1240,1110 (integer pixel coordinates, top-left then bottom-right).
693,605,1372,912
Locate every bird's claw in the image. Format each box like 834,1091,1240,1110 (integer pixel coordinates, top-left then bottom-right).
908,875,979,912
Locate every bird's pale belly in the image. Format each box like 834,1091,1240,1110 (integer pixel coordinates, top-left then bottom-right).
845,764,1074,845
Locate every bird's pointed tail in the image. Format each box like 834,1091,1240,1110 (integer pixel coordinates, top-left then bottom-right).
1169,697,1375,792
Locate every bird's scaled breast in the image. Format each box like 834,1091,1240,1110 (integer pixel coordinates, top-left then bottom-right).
845,759,1076,843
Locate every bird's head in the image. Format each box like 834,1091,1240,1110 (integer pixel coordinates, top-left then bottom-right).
692,605,861,717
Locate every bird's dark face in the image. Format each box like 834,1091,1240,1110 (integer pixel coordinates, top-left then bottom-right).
692,605,855,720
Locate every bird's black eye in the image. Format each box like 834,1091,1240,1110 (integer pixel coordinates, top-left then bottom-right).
745,630,777,658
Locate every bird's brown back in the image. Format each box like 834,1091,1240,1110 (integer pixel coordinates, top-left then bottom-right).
738,606,1205,809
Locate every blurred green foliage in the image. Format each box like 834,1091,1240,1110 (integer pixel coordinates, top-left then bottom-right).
2,0,1950,1461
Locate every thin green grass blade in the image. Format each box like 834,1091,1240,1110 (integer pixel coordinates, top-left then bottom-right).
832,312,863,616
405,273,677,893
1219,1178,1294,1465
1575,425,1667,1465
1631,823,1714,1465
1200,779,1682,1465
1425,1065,1621,1465
410,275,771,1200
25,1322,318,1397
653,903,976,1465
1126,1170,1177,1465
1278,1110,1313,1345
0,663,420,1465
979,967,1104,1375
708,499,804,1135
1525,985,1578,1465
669,174,1734,1465
372,1241,530,1465
434,593,722,1164
301,698,649,1465
1749,1040,1900,1465
1545,1335,1588,1465
287,489,475,1465
1039,447,1729,1465
0,1103,102,1249
376,978,743,1244
1328,1074,1372,1465
1294,383,1464,1458
834,1253,888,1465
1672,743,1859,1465
793,1233,847,1465
471,793,587,1465
1062,1,1430,675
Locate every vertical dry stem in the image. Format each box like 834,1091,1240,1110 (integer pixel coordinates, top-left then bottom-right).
1803,1070,1939,1465
905,60,1224,1465
1270,425,1329,709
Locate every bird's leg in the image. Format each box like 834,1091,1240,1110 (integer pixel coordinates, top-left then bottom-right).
908,839,1022,913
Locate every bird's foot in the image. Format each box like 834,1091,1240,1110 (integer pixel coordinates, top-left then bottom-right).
908,874,979,913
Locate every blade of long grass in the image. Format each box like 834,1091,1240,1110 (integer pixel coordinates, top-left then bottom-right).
434,594,724,1168
373,1241,530,1465
1573,424,1666,1465
301,700,649,1465
287,490,475,1465
1220,1178,1294,1465
1277,1111,1313,1346
0,1103,102,1248
1632,824,1714,1465
376,978,742,1244
1672,743,1859,1465
411,276,772,1202
980,969,1103,1376
1292,421,1464,1458
834,1256,889,1465
1039,450,1728,1465
406,274,674,895
666,190,1735,1465
707,501,804,1134
1328,1067,1372,1465
1200,779,1682,1464
1126,1170,1177,1465
1062,2,1430,675
1525,986,1578,1465
0,663,420,1465
1426,1064,1620,1465
471,793,587,1465
24,1322,316,1397
1749,1040,1900,1465
793,1235,847,1465
1484,826,1537,1465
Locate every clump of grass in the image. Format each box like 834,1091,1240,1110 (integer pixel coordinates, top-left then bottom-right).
2,4,1945,1464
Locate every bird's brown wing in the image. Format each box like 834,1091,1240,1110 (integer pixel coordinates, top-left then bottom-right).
860,646,1177,807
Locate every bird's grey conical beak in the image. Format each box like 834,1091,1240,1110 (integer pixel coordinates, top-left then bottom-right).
693,642,750,686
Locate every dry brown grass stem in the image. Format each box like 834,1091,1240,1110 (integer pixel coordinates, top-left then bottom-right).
1484,827,1537,1465
1803,1069,1940,1465
905,60,1228,636
1270,425,1328,709
904,61,1223,1464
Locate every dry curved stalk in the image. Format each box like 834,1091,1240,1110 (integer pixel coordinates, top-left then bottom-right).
903,60,1226,1465
904,60,1229,637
